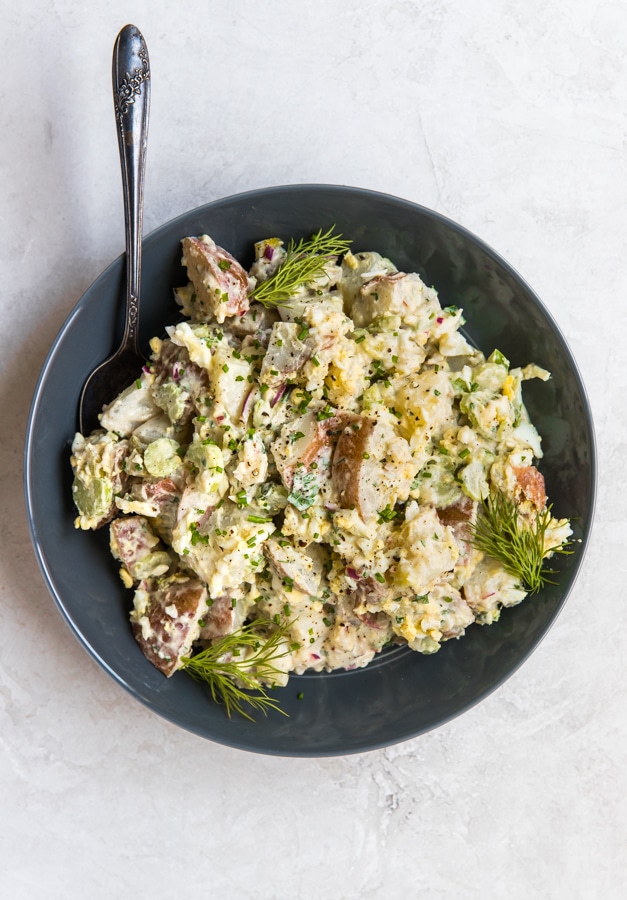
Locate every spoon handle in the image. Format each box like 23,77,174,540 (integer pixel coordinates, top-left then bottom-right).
112,24,150,355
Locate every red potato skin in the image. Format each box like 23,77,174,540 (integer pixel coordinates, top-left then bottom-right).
331,416,377,516
182,236,251,318
110,516,158,571
350,572,390,623
512,465,547,511
199,595,237,640
142,477,181,508
363,272,405,295
354,272,417,325
174,488,215,532
349,572,388,605
263,539,321,595
436,495,474,541
281,412,359,489
132,578,208,677
303,414,360,466
356,610,391,630
140,477,182,542
436,495,474,527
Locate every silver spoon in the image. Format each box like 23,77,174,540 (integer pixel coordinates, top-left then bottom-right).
78,24,151,434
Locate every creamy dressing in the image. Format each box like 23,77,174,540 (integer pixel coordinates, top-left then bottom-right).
70,235,571,683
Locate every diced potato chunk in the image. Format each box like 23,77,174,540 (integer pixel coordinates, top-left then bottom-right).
130,575,209,676
332,415,414,523
180,235,252,323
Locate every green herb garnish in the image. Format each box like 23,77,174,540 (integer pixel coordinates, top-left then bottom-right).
469,490,572,594
288,470,319,512
316,404,334,421
249,226,351,307
377,505,399,524
179,619,293,721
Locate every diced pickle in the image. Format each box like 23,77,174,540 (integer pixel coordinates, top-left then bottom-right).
72,476,112,519
143,438,182,477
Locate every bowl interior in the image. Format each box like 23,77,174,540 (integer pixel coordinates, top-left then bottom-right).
24,185,596,756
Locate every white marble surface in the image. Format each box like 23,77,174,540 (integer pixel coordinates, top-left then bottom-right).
2,0,625,896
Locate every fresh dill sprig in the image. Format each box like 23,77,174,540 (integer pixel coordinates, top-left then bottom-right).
470,491,572,594
250,225,352,307
179,618,293,721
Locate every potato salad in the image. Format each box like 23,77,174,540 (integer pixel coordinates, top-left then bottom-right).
70,229,572,709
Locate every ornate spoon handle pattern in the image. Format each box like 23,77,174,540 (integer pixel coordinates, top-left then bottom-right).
78,25,151,434
112,24,151,352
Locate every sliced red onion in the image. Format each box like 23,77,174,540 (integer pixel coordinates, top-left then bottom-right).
172,361,183,381
324,502,339,511
263,244,275,261
346,567,360,581
198,506,214,529
436,316,444,324
240,387,257,422
310,653,320,660
142,365,151,374
357,611,387,630
270,382,287,408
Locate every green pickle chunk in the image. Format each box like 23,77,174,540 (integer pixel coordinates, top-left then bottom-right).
72,476,112,518
143,438,182,477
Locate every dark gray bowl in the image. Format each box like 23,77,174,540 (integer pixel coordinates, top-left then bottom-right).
24,185,596,756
